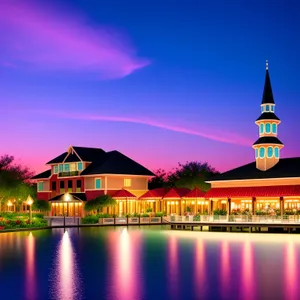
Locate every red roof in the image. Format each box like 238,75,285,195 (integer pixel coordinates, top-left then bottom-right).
112,189,136,199
205,185,300,198
163,187,191,199
184,187,206,198
139,188,169,199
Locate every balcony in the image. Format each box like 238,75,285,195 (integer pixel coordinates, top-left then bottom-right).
58,171,79,177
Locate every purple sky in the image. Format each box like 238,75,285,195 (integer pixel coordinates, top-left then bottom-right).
0,0,299,174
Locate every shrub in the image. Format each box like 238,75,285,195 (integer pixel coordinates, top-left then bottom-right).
81,215,99,224
213,209,227,216
155,212,164,217
141,213,149,217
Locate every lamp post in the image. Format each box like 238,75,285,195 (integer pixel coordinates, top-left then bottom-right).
26,195,34,224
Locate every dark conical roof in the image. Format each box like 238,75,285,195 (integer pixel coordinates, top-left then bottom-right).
261,67,275,104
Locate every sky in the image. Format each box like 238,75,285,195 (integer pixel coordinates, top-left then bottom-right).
0,0,299,175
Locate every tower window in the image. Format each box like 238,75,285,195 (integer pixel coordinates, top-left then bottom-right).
266,105,270,112
261,106,264,113
259,147,265,158
265,123,271,133
259,124,264,134
267,147,273,158
274,147,279,158
272,123,277,134
255,148,258,158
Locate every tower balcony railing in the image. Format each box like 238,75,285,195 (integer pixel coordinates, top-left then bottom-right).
58,171,79,177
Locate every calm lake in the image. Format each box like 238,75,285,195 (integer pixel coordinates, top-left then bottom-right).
0,226,299,300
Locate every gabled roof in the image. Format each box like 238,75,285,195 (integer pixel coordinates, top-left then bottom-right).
64,153,81,163
112,189,137,199
253,136,283,146
31,169,51,179
183,187,205,198
163,187,191,199
206,157,300,181
262,68,275,104
80,150,154,176
139,188,170,199
205,185,300,198
256,112,280,121
49,193,87,201
46,152,68,164
72,146,106,162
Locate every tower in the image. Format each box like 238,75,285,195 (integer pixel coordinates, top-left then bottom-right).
252,61,284,171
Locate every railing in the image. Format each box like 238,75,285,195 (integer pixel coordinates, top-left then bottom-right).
99,217,163,225
166,215,300,224
58,171,79,177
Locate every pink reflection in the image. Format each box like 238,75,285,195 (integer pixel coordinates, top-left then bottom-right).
284,240,298,300
49,231,82,299
194,239,206,295
25,232,36,299
220,240,230,294
168,234,179,297
110,228,142,300
241,240,255,299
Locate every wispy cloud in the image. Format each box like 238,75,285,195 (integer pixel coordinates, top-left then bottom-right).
0,0,149,79
30,109,253,146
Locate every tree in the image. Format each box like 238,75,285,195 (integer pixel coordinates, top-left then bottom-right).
32,200,51,212
167,161,219,192
148,168,169,189
0,155,34,211
84,195,117,214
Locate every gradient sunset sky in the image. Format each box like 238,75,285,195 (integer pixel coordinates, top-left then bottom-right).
0,0,299,174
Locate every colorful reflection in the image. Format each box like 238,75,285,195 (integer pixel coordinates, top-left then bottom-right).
194,238,206,296
241,239,255,300
49,231,82,300
25,232,36,299
220,240,230,295
284,239,298,300
167,234,179,297
109,228,142,300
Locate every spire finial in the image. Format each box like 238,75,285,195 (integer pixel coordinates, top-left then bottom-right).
266,60,268,70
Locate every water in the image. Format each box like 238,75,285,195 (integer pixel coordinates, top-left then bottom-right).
0,226,299,300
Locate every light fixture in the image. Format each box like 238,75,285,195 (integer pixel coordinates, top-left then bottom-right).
64,193,71,201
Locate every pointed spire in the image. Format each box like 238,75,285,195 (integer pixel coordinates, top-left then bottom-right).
261,60,275,104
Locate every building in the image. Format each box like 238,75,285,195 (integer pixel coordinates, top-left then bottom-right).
205,62,300,215
32,146,155,216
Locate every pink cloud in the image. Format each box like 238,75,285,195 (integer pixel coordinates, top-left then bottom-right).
30,109,253,146
0,0,149,79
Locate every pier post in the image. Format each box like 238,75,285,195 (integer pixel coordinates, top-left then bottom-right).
63,216,66,227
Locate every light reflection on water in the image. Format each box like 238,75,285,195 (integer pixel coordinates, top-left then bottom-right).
49,230,83,300
1,228,300,299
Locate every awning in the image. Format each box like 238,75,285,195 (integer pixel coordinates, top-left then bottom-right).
112,189,136,199
205,185,300,198
163,187,191,199
183,187,205,199
49,193,87,202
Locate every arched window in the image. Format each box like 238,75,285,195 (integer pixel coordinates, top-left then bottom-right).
272,123,277,134
267,147,273,158
255,148,258,158
259,147,265,158
265,123,271,133
266,105,270,111
274,147,279,158
259,123,264,134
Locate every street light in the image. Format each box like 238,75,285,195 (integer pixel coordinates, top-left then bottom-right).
26,195,34,224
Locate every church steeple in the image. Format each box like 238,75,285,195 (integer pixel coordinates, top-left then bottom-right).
252,61,284,171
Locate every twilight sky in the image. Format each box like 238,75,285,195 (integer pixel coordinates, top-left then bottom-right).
0,0,299,174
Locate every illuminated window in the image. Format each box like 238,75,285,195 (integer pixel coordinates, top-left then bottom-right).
95,179,102,189
267,147,273,158
54,165,58,174
265,123,271,133
124,178,131,187
259,147,265,158
259,123,264,134
272,123,277,134
274,147,279,158
37,182,44,192
77,162,83,171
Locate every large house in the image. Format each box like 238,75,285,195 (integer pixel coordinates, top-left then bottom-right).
32,146,155,217
205,62,300,215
